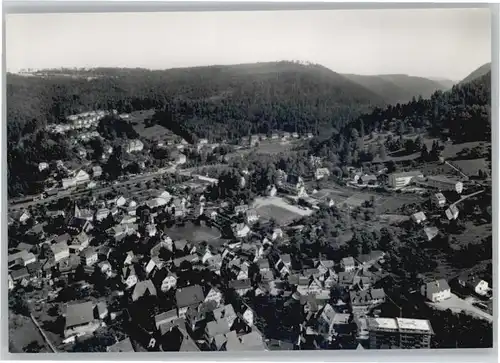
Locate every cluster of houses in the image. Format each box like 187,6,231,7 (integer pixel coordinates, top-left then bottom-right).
240,132,314,147
46,110,114,134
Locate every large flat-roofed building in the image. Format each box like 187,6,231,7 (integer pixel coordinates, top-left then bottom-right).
388,171,424,189
367,317,433,349
425,176,463,194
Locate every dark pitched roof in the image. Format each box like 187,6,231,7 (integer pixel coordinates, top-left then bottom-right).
65,301,94,328
229,279,252,290
10,267,29,281
107,338,135,352
425,279,450,295
175,285,204,309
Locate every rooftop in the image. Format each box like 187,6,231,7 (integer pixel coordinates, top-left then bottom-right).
65,301,94,328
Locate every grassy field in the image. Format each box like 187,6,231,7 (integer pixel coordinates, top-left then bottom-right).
252,196,312,225
9,313,50,353
450,221,492,250
450,158,489,176
441,141,487,159
165,222,221,243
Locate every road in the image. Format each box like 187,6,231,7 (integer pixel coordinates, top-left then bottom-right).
450,189,485,208
30,313,57,353
428,293,493,323
8,166,180,213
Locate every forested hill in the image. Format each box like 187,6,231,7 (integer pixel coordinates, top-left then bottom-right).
313,70,491,160
342,73,453,105
460,62,491,84
7,61,386,142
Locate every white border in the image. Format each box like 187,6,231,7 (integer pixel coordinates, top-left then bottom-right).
0,2,498,363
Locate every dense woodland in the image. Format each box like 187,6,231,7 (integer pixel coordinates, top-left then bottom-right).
7,62,491,197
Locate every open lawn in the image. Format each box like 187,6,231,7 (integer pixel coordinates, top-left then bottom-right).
450,158,489,177
252,196,313,225
166,222,221,244
441,141,487,159
9,313,50,353
375,193,425,214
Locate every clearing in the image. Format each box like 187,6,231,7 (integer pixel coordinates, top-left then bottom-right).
128,109,179,142
450,158,489,177
252,196,313,225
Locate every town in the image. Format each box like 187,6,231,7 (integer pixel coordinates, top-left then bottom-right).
8,100,492,352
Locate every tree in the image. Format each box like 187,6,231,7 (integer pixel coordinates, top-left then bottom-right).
421,144,429,161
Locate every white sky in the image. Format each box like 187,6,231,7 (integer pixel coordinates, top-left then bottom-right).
6,9,491,80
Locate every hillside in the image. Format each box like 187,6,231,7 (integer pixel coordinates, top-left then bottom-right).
7,61,386,143
343,73,452,105
461,63,491,84
313,70,491,164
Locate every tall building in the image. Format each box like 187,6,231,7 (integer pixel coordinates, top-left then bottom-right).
388,171,424,189
367,317,433,349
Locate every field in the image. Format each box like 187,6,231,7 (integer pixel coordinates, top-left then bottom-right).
450,221,492,249
128,109,178,142
165,222,221,244
252,196,313,225
450,158,489,177
441,141,487,159
9,313,50,353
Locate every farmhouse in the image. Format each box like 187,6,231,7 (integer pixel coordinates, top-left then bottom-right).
411,211,427,225
421,279,451,302
125,139,144,153
315,168,331,180
432,193,446,208
426,175,463,194
445,205,460,220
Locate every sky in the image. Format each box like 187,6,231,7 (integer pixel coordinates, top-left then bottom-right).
6,8,491,81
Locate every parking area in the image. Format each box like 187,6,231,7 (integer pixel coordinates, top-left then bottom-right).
428,293,493,323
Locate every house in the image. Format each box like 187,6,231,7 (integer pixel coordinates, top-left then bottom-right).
21,252,37,266
224,330,267,351
388,171,423,188
341,257,356,272
426,175,463,194
360,174,378,185
8,274,14,290
232,223,251,238
257,259,270,273
39,162,49,172
411,211,427,225
279,254,292,268
204,287,224,309
116,196,127,207
155,269,177,292
81,248,98,266
421,279,451,302
245,209,259,225
98,261,113,277
155,309,179,331
423,227,439,242
355,251,385,270
350,288,386,313
70,231,90,252
205,320,231,345
125,139,144,153
432,193,446,208
95,208,111,222
317,303,351,336
92,165,102,178
146,224,157,237
445,205,459,220
109,224,137,240
229,279,252,297
10,268,29,285
124,251,135,266
315,168,331,180
18,210,31,224
95,301,108,319
132,280,157,302
64,301,99,338
107,338,135,352
213,304,238,328
51,241,70,262
175,285,205,318
458,274,490,296
122,265,138,289
74,170,90,184
68,217,93,235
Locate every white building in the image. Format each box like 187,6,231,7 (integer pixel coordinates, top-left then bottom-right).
425,176,463,194
388,171,424,189
125,139,144,153
432,193,446,208
315,168,331,181
421,279,451,302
